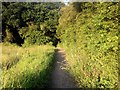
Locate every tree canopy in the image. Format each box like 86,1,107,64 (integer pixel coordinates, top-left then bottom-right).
2,2,64,46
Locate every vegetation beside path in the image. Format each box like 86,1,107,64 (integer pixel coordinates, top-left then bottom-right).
1,2,119,89
57,2,119,88
1,43,55,88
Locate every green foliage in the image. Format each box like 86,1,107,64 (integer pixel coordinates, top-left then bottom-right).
2,2,62,46
4,28,14,42
57,2,118,88
1,44,55,88
19,23,50,45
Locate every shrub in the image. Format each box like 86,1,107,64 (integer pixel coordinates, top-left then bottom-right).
57,2,118,88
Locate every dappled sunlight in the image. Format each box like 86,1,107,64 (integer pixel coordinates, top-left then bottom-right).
49,48,77,88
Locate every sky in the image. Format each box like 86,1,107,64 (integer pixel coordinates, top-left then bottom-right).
63,0,69,5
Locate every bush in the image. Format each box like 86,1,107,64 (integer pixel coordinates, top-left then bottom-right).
19,23,50,45
57,2,118,88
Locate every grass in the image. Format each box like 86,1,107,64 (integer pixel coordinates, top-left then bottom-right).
1,43,55,88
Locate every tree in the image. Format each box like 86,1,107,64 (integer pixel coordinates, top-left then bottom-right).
2,2,63,46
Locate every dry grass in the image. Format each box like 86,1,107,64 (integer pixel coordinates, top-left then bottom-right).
1,43,55,88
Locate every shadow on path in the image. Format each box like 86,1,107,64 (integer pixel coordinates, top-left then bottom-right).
49,47,77,88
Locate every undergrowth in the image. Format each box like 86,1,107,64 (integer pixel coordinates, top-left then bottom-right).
1,43,55,88
57,2,119,89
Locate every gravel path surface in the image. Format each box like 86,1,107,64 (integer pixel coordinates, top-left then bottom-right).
49,48,77,88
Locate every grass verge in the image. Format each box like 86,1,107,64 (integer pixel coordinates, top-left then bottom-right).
1,43,55,88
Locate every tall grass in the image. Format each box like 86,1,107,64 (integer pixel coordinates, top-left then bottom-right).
1,43,55,88
1,43,23,70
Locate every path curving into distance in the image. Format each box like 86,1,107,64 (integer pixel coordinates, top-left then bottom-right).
49,47,77,88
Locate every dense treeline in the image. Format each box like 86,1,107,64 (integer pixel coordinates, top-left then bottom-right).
1,1,119,88
57,2,119,88
2,2,63,46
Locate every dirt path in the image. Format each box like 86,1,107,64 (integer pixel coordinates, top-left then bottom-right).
49,48,77,88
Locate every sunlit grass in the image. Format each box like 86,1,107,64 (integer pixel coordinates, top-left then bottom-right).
1,43,55,88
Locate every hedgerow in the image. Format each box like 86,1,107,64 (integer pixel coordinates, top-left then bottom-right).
57,2,119,88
